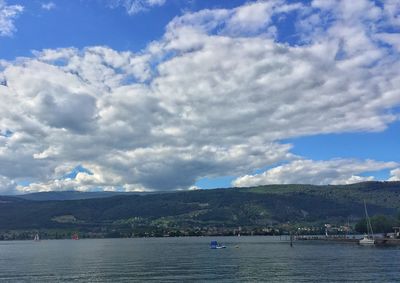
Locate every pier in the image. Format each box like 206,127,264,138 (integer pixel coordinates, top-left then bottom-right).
296,235,400,246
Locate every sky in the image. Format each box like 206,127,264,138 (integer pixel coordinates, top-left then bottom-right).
0,0,399,194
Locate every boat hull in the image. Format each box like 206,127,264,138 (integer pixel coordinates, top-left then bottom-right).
359,238,375,245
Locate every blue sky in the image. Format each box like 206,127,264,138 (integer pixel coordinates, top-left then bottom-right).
0,0,399,193
2,0,248,59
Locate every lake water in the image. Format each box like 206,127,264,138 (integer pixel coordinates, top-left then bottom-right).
0,236,399,282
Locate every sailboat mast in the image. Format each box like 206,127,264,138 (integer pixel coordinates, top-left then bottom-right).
364,201,374,239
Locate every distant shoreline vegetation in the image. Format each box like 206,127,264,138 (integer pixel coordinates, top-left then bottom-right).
0,182,400,241
0,227,284,241
1,214,399,241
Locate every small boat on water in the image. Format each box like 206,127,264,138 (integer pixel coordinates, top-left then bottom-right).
359,236,375,245
71,233,79,240
34,233,40,241
210,240,226,249
359,201,375,246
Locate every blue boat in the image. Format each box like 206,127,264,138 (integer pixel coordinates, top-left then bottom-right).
210,240,226,249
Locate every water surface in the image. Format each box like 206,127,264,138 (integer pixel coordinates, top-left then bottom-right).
0,236,399,282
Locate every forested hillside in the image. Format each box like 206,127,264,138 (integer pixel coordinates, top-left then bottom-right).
1,182,399,239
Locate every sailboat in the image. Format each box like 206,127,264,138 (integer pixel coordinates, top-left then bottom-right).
359,201,375,245
34,233,40,241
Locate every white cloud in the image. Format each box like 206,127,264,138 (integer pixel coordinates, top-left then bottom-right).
0,0,400,193
389,168,400,181
232,159,398,187
375,33,400,52
188,185,201,191
108,0,165,15
41,2,56,11
147,0,165,6
0,176,16,194
0,0,23,36
16,164,124,193
383,0,400,27
166,0,302,37
33,146,60,159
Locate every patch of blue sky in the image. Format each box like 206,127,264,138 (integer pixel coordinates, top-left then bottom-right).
45,57,71,67
186,0,248,11
376,41,400,58
16,180,31,187
120,74,142,86
387,106,400,118
5,0,319,61
195,175,235,189
251,160,293,175
358,169,392,181
272,11,300,46
196,161,305,189
1,0,327,61
62,165,93,180
283,120,400,163
1,0,178,60
0,129,13,137
145,53,170,81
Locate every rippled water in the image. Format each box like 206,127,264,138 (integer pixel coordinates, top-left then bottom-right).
0,236,399,282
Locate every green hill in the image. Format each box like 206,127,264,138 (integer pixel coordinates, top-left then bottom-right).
1,181,399,239
15,190,141,201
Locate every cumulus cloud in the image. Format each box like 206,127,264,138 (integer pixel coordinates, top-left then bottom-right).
389,168,400,181
41,2,56,11
0,0,23,36
375,33,400,53
0,0,400,193
108,0,165,15
0,176,16,194
232,159,398,187
166,0,301,37
17,164,128,193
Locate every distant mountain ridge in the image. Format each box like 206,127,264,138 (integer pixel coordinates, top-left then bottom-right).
12,190,174,201
0,181,399,239
15,191,136,201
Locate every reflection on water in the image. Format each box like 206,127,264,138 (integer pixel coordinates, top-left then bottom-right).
0,236,399,282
